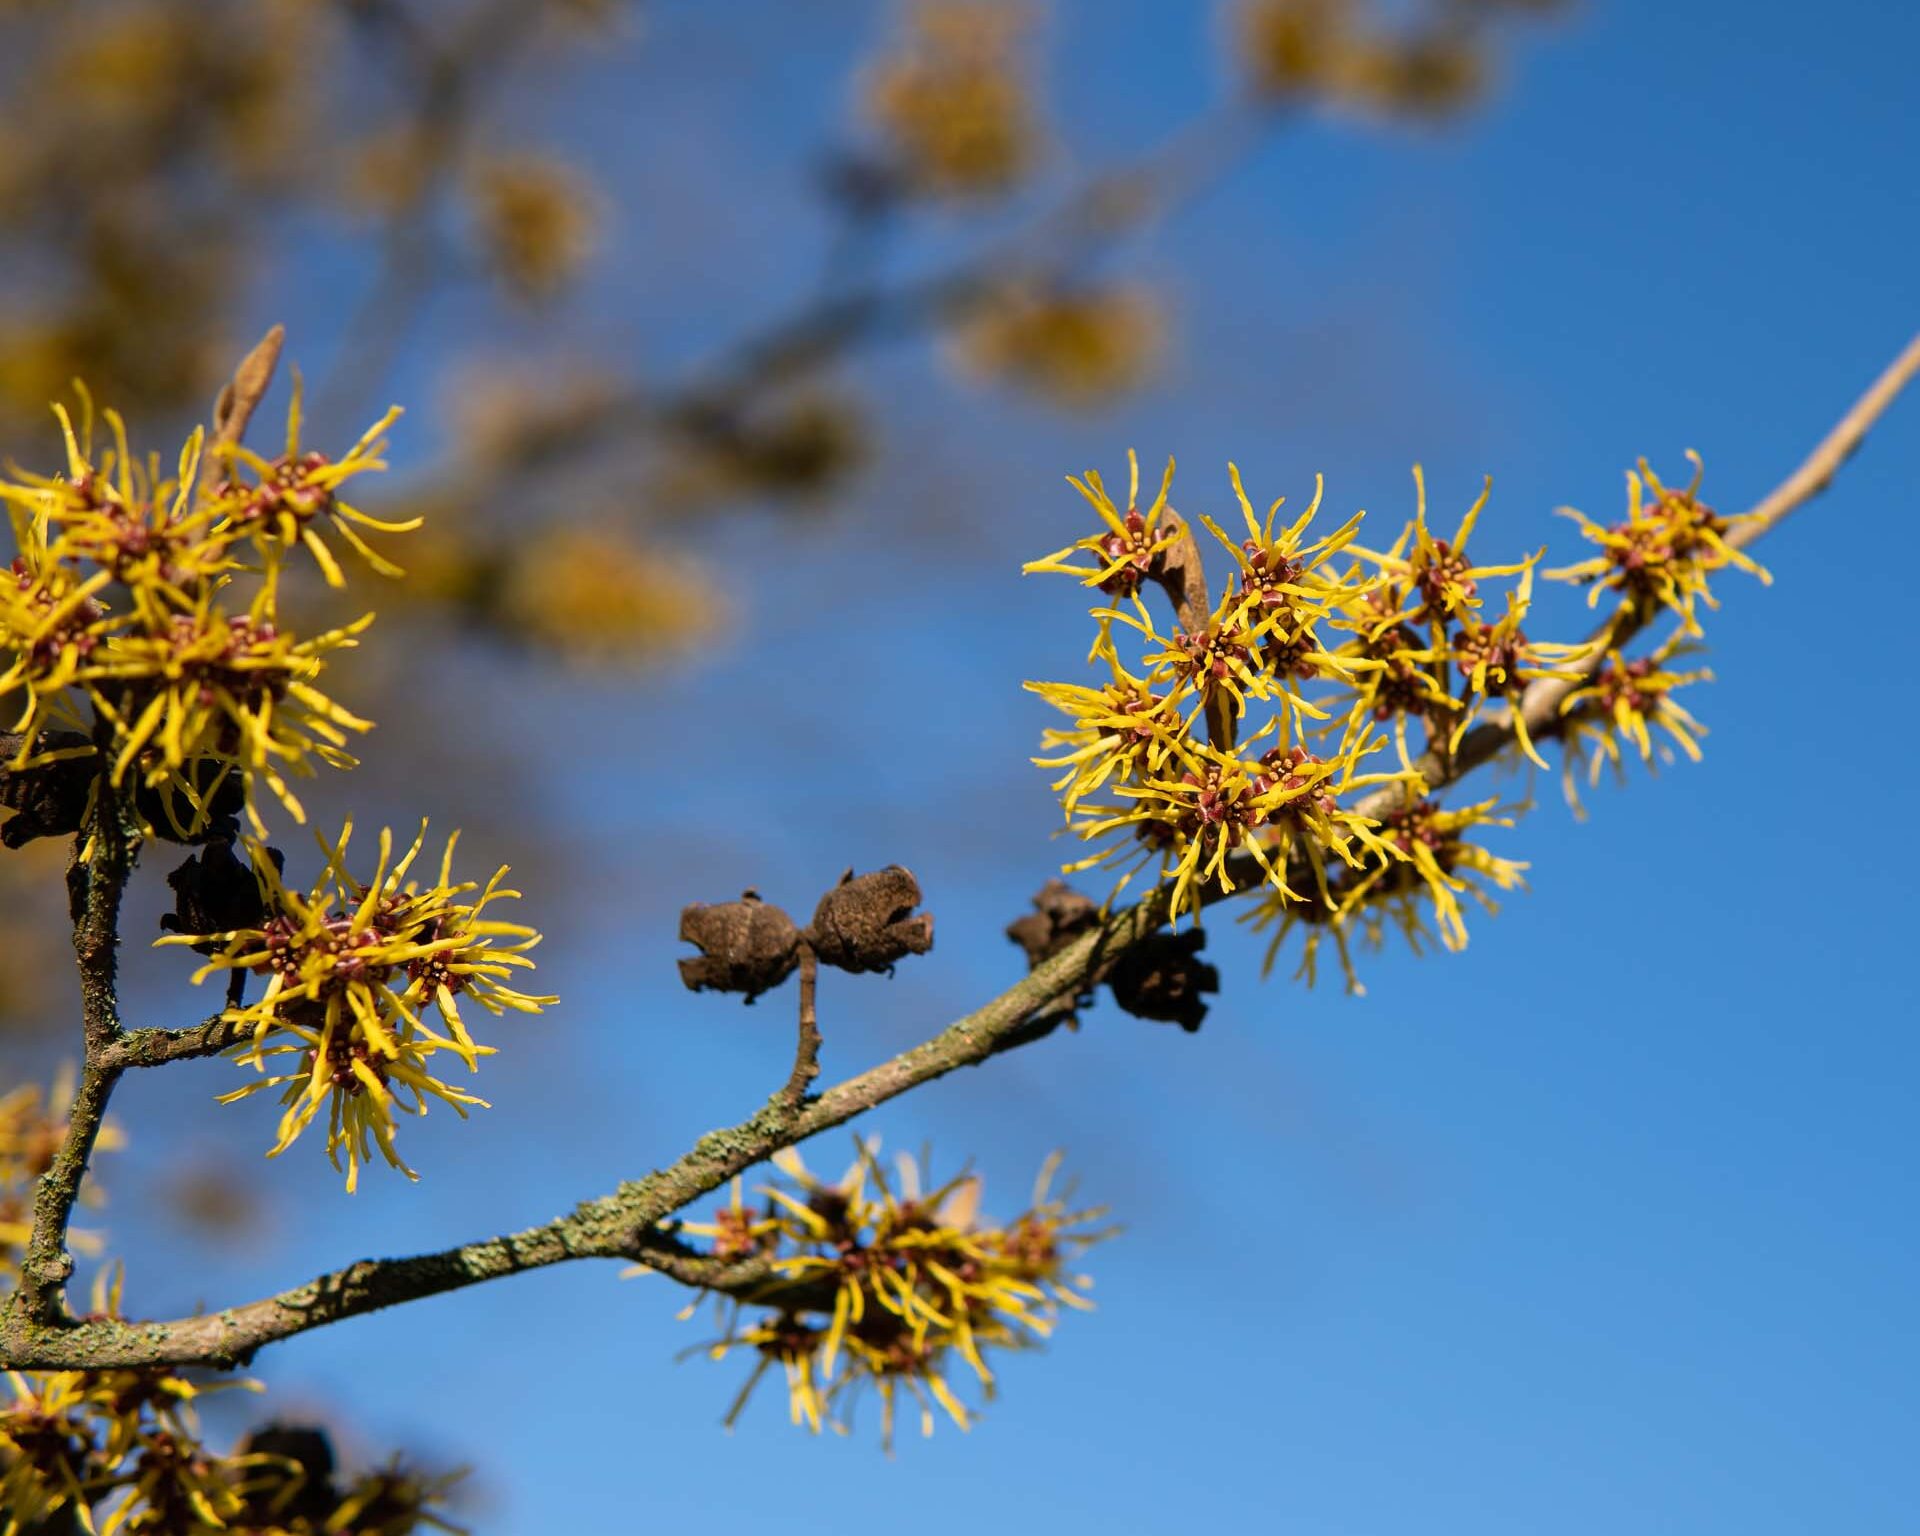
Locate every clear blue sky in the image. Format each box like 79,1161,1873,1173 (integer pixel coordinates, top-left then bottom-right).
56,3,1920,1531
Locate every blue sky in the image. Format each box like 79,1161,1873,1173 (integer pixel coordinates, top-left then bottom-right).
18,3,1920,1532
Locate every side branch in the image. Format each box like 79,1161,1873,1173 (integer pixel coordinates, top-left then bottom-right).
15,792,137,1324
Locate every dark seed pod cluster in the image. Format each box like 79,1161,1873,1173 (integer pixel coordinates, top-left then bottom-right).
676,866,936,1003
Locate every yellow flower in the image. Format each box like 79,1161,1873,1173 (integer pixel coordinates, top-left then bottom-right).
1133,588,1276,725
1025,657,1182,815
1025,450,1184,613
1201,463,1371,652
213,384,417,587
1557,636,1712,817
1326,585,1454,769
1544,452,1769,635
1350,466,1531,621
1446,564,1593,767
1246,791,1527,992
2,390,233,609
863,0,1040,198
0,527,120,761
164,821,555,1191
94,569,373,837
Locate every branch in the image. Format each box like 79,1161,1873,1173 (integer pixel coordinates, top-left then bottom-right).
0,888,1165,1370
2,330,1913,1371
12,328,293,1327
772,944,822,1121
14,788,135,1324
99,1013,246,1072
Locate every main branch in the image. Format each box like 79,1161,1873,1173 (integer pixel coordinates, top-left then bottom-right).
1,330,1913,1372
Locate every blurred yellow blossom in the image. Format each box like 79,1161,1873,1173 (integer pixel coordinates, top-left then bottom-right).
950,282,1165,409
498,525,723,667
468,153,602,302
864,0,1041,198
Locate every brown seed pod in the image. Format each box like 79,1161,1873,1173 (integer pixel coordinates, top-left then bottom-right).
160,838,280,953
1106,927,1218,1033
807,865,934,975
677,890,802,1002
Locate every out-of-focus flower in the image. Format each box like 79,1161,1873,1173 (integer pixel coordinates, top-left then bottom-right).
165,821,555,1191
495,525,722,667
863,0,1041,198
468,153,601,303
0,1068,124,1283
949,283,1164,409
1235,0,1538,122
1235,0,1359,98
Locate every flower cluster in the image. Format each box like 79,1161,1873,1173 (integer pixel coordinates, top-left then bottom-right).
0,384,412,839
660,1144,1107,1449
1024,453,1576,976
1024,447,1770,988
163,821,555,1191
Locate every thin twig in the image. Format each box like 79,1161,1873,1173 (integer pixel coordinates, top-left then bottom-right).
100,1013,247,1072
773,943,823,1120
3,331,1913,1371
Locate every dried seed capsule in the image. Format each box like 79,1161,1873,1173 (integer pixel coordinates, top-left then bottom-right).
808,865,934,975
1107,928,1217,1033
677,890,802,1001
